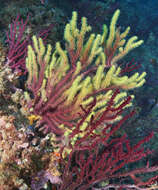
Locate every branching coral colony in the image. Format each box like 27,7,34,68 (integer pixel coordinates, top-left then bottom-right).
24,10,145,135
1,9,158,190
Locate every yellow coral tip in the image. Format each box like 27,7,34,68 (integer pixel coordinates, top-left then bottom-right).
28,114,41,125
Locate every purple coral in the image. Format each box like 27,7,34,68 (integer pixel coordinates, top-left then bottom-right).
31,170,62,190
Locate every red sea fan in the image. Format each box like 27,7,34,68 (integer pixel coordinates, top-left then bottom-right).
6,15,30,73
59,109,158,190
6,15,52,74
52,91,158,190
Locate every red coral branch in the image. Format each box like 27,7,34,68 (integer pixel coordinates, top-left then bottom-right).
6,15,30,73
6,15,52,74
58,91,158,190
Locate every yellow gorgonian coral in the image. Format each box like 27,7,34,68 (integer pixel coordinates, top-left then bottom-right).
25,10,145,137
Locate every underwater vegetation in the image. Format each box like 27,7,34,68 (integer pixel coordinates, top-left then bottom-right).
0,1,158,190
